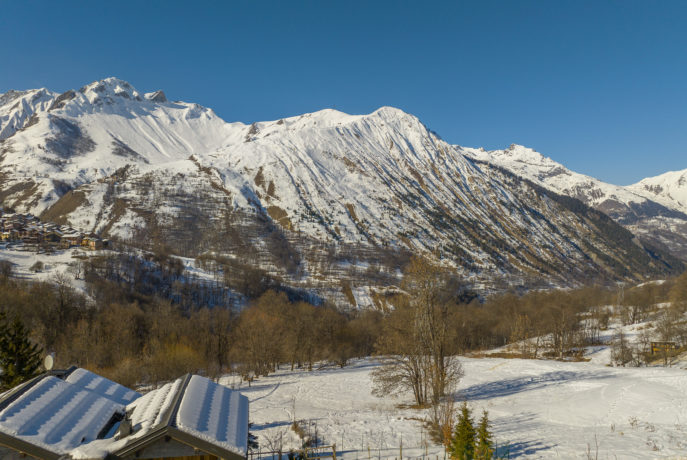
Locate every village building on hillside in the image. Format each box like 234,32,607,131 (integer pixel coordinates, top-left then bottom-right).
0,367,249,460
60,230,83,248
0,210,104,251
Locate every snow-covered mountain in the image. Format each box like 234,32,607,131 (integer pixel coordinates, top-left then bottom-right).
630,168,687,214
465,145,687,260
0,78,681,297
0,87,57,140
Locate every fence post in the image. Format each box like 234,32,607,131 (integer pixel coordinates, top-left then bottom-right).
333,443,337,460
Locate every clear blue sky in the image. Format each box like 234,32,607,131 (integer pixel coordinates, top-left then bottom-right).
1,1,685,185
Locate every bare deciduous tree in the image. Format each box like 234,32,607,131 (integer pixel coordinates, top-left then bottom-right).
372,256,463,406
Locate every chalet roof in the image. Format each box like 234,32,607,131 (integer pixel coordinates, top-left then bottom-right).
104,374,248,460
65,368,139,406
0,371,132,459
177,375,248,455
0,370,248,460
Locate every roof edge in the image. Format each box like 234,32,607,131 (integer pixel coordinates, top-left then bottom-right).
168,426,246,460
0,430,61,460
111,425,245,460
162,373,192,427
0,373,49,412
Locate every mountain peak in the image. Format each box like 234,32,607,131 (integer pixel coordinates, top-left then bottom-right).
0,88,53,109
465,143,554,168
372,106,409,117
370,106,422,124
0,89,29,108
501,144,551,163
79,77,141,102
630,168,687,213
145,90,167,103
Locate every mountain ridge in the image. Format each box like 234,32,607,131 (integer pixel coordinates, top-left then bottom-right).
463,144,687,260
0,78,683,302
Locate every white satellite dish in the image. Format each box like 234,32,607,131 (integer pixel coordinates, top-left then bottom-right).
44,353,55,371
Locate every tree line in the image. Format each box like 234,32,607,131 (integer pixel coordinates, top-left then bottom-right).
0,254,685,394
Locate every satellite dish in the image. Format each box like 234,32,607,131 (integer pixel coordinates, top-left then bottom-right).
44,353,55,371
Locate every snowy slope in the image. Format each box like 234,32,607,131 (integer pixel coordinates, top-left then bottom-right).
0,78,681,289
236,356,687,459
241,301,687,459
0,78,243,214
466,145,687,260
631,168,687,215
0,87,57,140
464,144,683,220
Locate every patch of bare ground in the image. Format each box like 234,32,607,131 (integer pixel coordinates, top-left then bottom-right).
100,198,129,236
40,190,87,225
267,205,293,230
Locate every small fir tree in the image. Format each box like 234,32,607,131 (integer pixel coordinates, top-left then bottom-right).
450,401,476,460
247,422,260,452
0,312,43,390
475,410,494,459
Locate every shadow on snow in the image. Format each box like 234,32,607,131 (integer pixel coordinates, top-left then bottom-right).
458,370,614,401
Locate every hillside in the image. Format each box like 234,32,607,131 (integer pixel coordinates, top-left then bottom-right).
631,168,687,215
465,145,687,260
0,78,682,304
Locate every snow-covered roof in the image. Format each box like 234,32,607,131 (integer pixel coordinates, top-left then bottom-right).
176,375,249,456
112,374,249,459
65,368,140,406
0,375,124,455
0,370,248,459
128,377,183,433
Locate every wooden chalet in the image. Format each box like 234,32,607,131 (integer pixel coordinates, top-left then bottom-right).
0,368,249,460
60,232,83,248
0,230,17,241
20,227,43,245
81,235,105,250
43,230,63,245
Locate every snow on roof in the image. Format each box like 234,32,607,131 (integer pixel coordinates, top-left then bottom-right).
176,375,249,457
128,377,182,432
69,378,184,459
65,368,140,406
0,371,248,459
0,376,123,454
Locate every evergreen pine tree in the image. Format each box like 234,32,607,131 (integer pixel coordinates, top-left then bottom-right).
475,410,494,459
450,401,476,460
247,422,260,451
0,313,43,390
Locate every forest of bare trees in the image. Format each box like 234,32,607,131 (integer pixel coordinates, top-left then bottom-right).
0,251,685,391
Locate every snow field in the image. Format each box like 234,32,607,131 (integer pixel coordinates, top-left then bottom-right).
234,355,687,459
0,245,89,290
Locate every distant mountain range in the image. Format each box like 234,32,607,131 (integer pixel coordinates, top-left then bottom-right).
0,78,684,302
465,145,687,260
